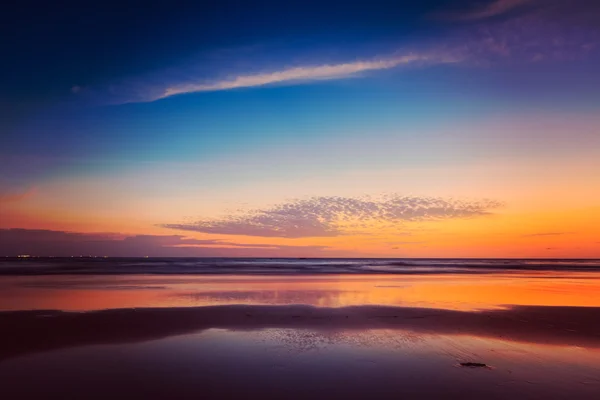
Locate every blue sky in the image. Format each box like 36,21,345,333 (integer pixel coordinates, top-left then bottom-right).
2,0,600,257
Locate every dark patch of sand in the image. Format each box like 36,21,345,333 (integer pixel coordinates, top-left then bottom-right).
1,304,600,361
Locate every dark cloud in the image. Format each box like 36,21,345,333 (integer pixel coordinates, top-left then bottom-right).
0,229,330,257
162,195,503,238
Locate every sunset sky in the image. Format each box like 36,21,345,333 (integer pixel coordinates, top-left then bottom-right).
2,0,599,257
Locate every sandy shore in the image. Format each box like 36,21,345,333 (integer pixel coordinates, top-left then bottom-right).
2,304,600,361
2,273,600,399
2,304,600,399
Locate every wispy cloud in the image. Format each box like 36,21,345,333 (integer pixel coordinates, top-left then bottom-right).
440,0,536,21
0,187,36,204
439,7,600,65
160,53,456,99
522,232,574,238
391,242,427,249
162,195,503,238
75,0,599,104
137,53,451,102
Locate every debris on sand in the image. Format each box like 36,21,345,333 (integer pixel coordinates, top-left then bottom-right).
460,362,488,368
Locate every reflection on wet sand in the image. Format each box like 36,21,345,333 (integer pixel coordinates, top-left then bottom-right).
2,272,600,399
2,304,600,362
3,326,600,400
2,271,600,311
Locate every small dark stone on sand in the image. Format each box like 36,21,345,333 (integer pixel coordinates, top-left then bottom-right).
460,362,488,368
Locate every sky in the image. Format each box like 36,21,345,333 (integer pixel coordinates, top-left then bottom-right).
1,0,599,258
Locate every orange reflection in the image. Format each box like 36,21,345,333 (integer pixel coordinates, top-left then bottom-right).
2,271,600,312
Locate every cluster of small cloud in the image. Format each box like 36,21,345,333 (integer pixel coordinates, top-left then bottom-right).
74,0,599,104
163,195,503,238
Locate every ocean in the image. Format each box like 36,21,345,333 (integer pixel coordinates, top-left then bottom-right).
1,257,599,275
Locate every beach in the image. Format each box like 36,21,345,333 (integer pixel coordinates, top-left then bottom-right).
5,0,600,397
1,261,599,399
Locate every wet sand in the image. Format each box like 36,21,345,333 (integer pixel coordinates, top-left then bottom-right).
3,271,600,311
2,304,600,361
1,273,600,399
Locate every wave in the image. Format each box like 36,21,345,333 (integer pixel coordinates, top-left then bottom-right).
1,257,599,275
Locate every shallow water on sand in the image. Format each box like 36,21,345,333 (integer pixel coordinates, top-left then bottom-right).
1,327,599,399
1,271,600,399
1,271,600,311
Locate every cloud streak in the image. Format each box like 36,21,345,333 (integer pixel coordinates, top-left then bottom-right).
75,50,460,104
0,187,36,204
159,54,438,100
162,195,503,238
522,232,574,238
76,0,599,104
441,0,535,21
